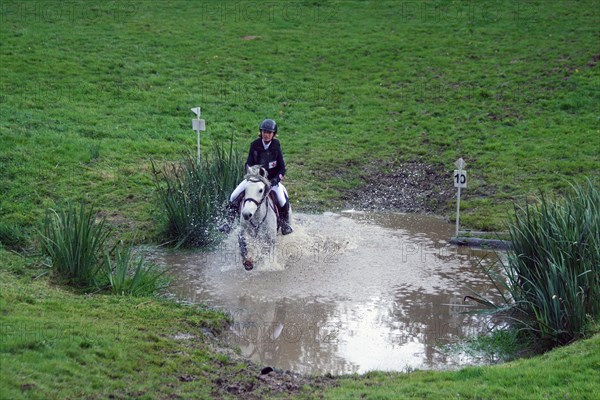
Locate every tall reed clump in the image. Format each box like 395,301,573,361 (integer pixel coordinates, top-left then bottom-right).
467,179,599,349
40,202,109,286
40,202,166,295
153,140,243,248
103,243,168,296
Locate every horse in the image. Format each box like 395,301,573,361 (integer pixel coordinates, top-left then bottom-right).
238,166,278,270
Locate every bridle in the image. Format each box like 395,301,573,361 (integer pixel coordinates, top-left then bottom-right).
243,177,274,230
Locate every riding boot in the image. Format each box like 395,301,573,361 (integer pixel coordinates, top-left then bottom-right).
279,201,293,235
218,201,239,234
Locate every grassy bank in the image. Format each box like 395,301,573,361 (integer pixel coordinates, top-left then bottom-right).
1,0,598,235
1,1,599,399
0,249,327,399
2,248,599,399
325,331,600,399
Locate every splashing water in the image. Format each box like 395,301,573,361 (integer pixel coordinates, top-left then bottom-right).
146,211,504,375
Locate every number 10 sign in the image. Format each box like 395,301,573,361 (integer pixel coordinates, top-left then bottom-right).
453,169,467,188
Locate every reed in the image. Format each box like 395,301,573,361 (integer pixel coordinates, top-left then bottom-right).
39,201,109,286
103,242,167,296
467,179,599,348
153,139,243,248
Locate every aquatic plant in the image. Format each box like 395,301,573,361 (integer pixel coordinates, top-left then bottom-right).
103,242,168,296
40,201,109,286
153,139,243,248
466,179,600,349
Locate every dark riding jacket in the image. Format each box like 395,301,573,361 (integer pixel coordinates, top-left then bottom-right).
246,138,286,181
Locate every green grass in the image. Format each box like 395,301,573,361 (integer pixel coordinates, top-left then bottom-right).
1,0,598,234
0,221,29,252
324,332,600,399
0,251,232,400
1,1,599,398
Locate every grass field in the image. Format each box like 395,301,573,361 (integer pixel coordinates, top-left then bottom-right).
1,0,599,398
1,0,598,235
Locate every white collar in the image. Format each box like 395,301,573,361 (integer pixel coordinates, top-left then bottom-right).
262,139,272,150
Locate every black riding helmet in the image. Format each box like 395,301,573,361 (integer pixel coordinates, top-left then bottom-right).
259,118,277,135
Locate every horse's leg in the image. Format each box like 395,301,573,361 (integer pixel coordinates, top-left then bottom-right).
238,233,247,258
263,210,278,263
238,232,253,271
268,237,276,263
259,230,276,262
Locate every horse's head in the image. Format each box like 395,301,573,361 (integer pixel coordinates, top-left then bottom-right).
241,166,271,222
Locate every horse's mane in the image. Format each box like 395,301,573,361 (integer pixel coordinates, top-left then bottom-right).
244,166,271,187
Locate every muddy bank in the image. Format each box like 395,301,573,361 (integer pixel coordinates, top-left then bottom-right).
203,331,337,399
210,356,336,399
340,161,454,215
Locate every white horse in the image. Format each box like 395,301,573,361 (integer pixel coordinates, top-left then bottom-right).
238,166,278,270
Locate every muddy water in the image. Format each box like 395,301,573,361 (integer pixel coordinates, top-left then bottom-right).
146,211,503,375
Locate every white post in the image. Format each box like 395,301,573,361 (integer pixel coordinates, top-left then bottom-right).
197,130,201,164
453,158,467,238
455,186,461,237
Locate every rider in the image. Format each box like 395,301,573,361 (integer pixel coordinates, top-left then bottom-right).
220,118,293,235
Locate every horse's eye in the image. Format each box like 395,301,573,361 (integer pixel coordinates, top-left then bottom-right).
259,189,263,193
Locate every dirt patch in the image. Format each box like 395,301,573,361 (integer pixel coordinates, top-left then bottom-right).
97,210,134,230
165,326,336,399
20,383,38,391
340,161,454,215
211,366,334,399
587,53,600,68
203,334,336,399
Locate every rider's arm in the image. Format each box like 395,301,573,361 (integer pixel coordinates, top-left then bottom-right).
275,141,286,179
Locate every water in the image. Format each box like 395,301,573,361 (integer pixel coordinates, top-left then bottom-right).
145,211,504,375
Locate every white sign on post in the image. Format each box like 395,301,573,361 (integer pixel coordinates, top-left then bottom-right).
192,119,205,131
191,107,206,164
453,170,467,188
454,158,467,237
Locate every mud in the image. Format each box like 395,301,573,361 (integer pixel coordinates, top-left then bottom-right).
339,161,454,215
205,337,336,399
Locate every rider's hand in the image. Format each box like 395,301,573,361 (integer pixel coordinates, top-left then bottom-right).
270,177,279,187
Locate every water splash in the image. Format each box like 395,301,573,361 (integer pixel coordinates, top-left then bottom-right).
146,211,504,374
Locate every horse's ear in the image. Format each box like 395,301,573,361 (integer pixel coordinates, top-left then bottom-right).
259,168,268,178
245,165,251,174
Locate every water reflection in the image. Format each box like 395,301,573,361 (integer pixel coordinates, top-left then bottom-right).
146,211,503,374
